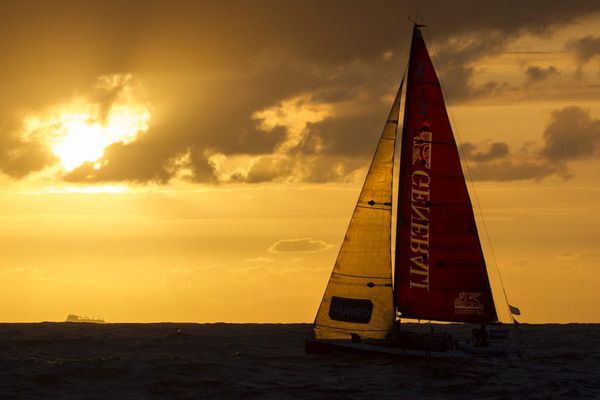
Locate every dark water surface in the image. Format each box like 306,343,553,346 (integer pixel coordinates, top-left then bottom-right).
0,323,598,399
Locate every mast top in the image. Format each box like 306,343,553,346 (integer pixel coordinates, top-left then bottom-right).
408,15,426,28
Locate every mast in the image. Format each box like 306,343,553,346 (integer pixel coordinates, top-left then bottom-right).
394,25,498,323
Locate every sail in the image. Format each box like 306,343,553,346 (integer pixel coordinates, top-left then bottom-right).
312,78,404,340
394,25,498,323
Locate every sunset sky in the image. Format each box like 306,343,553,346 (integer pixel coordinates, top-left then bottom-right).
1,0,600,323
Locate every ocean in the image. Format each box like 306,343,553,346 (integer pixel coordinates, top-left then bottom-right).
0,323,598,399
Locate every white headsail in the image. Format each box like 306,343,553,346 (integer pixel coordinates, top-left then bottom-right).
312,78,404,340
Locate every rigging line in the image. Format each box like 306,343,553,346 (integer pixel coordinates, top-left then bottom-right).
422,27,514,324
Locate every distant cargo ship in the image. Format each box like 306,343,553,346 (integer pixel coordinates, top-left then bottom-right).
65,314,106,324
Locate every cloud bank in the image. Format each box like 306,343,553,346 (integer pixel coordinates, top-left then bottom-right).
1,1,600,183
463,106,600,181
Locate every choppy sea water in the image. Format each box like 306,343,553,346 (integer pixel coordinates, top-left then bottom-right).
0,323,598,399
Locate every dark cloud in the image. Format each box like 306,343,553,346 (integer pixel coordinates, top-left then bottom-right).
300,156,368,183
245,156,293,184
432,32,511,101
462,141,509,162
50,71,293,184
232,154,368,184
464,157,567,182
0,117,56,178
417,0,600,102
525,65,559,82
462,139,563,182
1,1,600,182
54,54,401,184
64,140,177,184
567,35,600,63
1,0,598,76
302,111,386,157
464,106,600,181
0,139,56,179
541,106,600,160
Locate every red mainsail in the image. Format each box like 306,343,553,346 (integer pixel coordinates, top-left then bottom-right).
395,25,498,323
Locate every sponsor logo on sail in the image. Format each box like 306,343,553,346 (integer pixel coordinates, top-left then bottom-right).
454,292,485,315
412,131,432,168
409,125,432,290
328,296,373,324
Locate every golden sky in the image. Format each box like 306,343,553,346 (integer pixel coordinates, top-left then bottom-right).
1,1,600,323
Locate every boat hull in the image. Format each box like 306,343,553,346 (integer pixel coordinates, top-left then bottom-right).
305,338,524,359
457,341,524,358
305,338,468,359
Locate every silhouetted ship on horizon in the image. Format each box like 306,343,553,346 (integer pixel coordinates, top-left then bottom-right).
65,314,106,324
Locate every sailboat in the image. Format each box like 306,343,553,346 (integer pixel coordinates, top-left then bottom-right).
306,24,521,358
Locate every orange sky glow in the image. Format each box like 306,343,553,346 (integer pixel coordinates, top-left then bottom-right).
1,1,600,323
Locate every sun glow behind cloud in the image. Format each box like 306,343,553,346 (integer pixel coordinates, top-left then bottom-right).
23,75,151,172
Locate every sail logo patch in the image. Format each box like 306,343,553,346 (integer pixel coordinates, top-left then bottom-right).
409,125,432,290
454,292,485,315
412,130,432,168
328,296,373,324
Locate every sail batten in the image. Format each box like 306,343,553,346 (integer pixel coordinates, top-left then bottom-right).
332,272,391,280
394,25,498,323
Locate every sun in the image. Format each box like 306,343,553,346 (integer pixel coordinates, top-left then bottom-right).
50,104,151,171
51,113,110,171
24,74,151,172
